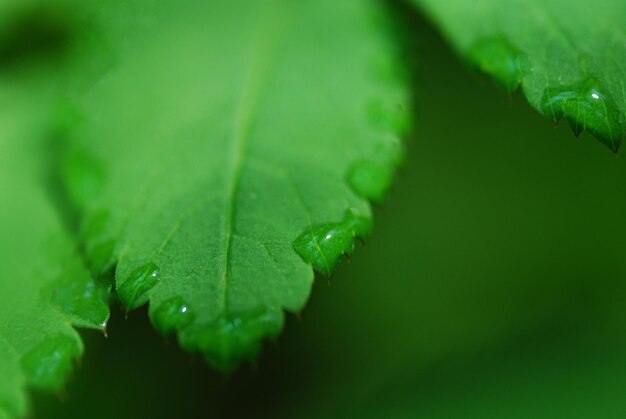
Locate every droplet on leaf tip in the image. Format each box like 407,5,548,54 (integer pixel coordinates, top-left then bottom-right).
180,309,283,373
151,296,195,336
348,160,393,204
540,77,623,152
117,262,160,311
293,209,372,277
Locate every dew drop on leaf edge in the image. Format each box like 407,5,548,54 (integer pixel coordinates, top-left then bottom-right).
151,296,195,336
293,209,373,277
180,308,283,373
541,77,624,152
348,160,394,204
117,262,160,311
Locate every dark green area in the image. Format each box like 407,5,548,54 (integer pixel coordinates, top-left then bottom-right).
0,7,73,70
33,5,626,418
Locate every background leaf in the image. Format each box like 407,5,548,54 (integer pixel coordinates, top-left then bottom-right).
63,0,408,370
0,76,108,419
410,0,626,150
0,2,109,415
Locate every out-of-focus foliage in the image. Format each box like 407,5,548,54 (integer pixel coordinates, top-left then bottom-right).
0,7,109,414
412,0,626,151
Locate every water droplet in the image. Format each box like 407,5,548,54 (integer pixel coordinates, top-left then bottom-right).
179,308,283,373
348,160,393,204
541,78,623,151
117,262,160,311
151,296,195,336
46,276,109,330
293,209,372,277
468,36,526,92
21,334,81,391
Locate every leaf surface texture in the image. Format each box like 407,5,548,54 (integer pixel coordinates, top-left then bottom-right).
412,0,626,150
64,0,408,370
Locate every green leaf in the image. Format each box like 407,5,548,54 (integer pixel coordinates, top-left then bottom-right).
62,0,408,371
0,80,109,417
411,0,626,151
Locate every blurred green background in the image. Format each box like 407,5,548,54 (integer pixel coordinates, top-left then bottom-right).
29,3,626,418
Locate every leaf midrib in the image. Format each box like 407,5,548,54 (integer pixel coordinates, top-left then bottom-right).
217,1,292,317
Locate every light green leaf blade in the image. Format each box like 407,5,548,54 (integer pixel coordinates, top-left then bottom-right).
64,0,408,370
0,80,109,418
412,0,626,151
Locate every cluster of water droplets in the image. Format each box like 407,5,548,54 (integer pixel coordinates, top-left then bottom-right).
293,13,409,278
541,77,623,152
465,36,624,151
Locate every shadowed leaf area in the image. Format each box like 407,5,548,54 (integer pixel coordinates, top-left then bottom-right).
0,1,77,72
